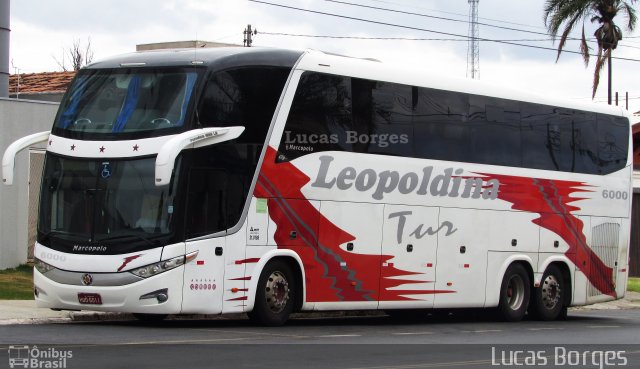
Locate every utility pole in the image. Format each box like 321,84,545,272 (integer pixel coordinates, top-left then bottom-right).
608,53,612,105
244,24,257,47
466,0,480,79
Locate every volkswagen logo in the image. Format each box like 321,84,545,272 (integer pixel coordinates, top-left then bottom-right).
81,274,94,286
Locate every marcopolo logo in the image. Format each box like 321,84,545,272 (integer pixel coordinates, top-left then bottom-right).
8,345,73,369
311,155,500,201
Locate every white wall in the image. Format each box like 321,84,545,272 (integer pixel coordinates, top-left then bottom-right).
0,98,58,269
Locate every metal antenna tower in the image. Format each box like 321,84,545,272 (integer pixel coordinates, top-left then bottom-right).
466,0,479,79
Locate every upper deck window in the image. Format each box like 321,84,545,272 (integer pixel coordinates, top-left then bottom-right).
53,67,201,139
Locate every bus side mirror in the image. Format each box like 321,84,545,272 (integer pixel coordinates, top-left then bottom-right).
154,126,245,186
2,131,50,185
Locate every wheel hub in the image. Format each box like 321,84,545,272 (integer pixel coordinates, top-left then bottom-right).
541,275,561,310
265,271,289,313
507,275,525,310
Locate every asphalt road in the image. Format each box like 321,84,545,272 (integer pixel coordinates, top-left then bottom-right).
1,309,639,369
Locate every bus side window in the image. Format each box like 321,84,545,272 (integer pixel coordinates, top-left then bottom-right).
521,104,572,172
278,73,354,162
354,80,414,157
572,112,599,174
597,114,629,174
467,95,521,167
413,88,470,163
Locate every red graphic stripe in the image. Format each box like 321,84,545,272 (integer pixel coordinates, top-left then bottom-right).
226,296,248,301
255,148,450,302
480,173,615,297
117,254,142,272
235,258,261,265
229,276,252,281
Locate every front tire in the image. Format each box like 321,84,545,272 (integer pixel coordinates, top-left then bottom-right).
497,264,530,322
248,260,295,326
530,265,565,321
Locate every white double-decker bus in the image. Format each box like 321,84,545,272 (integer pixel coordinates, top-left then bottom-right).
3,47,632,325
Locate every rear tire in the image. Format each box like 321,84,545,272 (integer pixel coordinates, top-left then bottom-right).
497,264,530,322
248,260,295,326
530,265,565,321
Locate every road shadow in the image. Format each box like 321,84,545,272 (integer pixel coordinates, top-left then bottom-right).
65,307,615,329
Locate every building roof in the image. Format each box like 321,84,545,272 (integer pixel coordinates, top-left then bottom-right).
8,71,76,96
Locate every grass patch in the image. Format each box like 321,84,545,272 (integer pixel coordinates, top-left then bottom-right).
0,264,34,300
628,277,640,293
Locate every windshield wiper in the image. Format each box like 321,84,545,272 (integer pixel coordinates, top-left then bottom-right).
95,233,159,247
39,230,88,243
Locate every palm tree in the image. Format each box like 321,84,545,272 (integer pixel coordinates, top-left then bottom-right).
544,0,637,101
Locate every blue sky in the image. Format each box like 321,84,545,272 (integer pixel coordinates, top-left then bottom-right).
8,0,640,114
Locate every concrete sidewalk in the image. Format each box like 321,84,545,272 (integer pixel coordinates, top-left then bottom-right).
0,292,638,325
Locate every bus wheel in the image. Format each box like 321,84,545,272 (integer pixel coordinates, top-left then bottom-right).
530,265,565,321
497,264,530,322
248,260,295,326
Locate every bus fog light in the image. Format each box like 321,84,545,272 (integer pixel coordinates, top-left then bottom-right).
139,288,169,303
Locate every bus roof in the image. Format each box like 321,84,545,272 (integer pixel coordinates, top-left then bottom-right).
85,47,304,70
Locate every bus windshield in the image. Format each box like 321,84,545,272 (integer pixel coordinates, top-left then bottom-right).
53,67,201,138
38,154,181,254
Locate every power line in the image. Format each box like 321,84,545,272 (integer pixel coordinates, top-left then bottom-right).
363,0,549,31
324,0,553,37
258,31,558,42
249,0,640,63
324,0,640,50
258,31,640,50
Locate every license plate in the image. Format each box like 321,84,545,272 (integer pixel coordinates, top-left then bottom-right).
78,293,102,305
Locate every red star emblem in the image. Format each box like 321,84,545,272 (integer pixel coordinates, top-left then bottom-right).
133,145,139,151
99,146,106,153
70,144,76,151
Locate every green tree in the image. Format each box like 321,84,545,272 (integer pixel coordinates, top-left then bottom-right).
544,0,637,100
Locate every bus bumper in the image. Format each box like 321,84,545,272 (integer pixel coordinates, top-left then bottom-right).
33,267,184,314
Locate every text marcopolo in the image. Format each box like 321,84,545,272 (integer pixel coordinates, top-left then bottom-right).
311,155,500,201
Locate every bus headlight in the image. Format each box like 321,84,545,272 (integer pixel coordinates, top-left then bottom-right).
34,258,55,274
129,251,198,278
